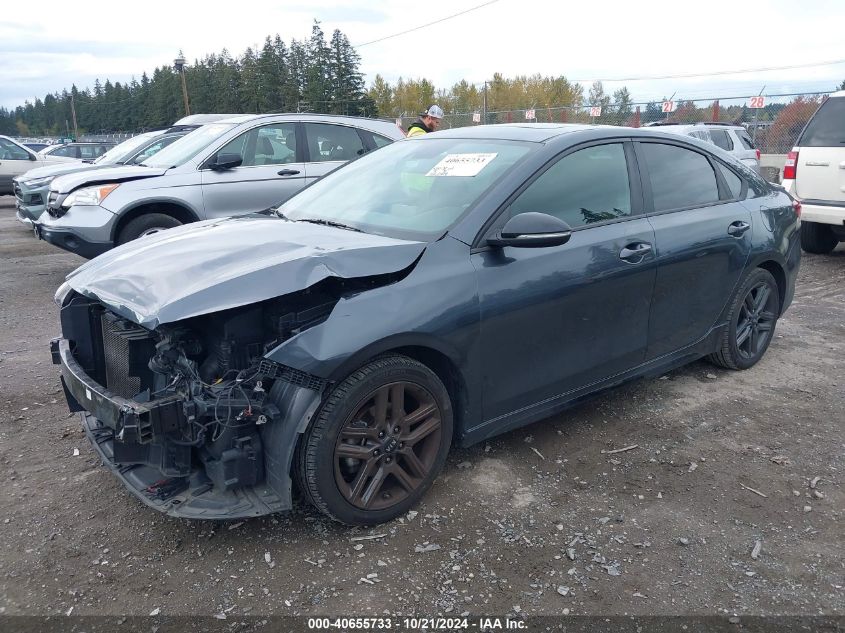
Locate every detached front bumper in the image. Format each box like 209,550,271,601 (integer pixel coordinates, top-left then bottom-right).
53,337,291,519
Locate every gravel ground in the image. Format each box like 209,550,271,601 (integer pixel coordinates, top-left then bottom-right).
0,198,842,618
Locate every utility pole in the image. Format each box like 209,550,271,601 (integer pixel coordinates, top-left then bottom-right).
173,54,191,116
482,81,488,124
69,94,79,140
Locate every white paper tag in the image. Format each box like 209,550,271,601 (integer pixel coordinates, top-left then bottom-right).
85,388,92,400
426,153,498,177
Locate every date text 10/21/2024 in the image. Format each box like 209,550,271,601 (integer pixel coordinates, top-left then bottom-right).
307,617,528,630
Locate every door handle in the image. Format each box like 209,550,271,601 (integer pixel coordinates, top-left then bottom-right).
277,169,300,176
728,221,751,237
619,242,652,262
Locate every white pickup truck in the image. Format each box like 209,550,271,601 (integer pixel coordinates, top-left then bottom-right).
782,91,845,254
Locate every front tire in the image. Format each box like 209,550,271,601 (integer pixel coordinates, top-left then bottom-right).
708,268,780,370
295,355,453,525
800,221,838,254
116,213,182,245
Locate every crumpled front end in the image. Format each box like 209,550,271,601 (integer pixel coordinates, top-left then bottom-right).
53,288,334,519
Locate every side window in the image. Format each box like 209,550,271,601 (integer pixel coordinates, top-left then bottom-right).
717,163,743,199
217,123,298,167
304,123,366,163
0,138,31,160
509,143,631,228
49,145,74,158
709,129,733,151
641,143,720,211
372,134,392,148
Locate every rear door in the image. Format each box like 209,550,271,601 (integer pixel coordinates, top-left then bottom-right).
200,122,307,218
302,122,369,184
637,139,753,359
794,96,845,203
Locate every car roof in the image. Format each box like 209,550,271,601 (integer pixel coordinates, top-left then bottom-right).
424,123,604,142
214,113,404,135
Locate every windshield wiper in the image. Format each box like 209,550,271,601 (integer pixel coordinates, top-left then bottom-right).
296,217,363,232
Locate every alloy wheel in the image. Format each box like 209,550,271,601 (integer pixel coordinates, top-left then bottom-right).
735,281,778,360
334,382,442,511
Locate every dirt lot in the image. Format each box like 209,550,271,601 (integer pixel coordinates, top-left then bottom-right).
0,198,842,618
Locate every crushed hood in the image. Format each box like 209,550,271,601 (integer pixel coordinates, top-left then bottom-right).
51,165,168,194
65,214,427,328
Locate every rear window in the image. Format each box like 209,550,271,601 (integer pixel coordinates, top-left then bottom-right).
799,97,845,147
736,130,755,150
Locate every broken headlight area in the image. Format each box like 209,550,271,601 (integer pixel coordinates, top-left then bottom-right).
53,283,346,518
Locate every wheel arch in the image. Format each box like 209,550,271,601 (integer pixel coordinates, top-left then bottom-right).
754,258,787,315
111,200,201,242
314,335,472,441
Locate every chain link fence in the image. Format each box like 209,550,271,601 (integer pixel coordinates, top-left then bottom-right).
396,91,830,178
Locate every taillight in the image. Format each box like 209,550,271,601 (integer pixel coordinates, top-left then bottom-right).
792,199,801,217
755,148,761,161
783,150,798,180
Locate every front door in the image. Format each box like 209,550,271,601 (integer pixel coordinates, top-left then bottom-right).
473,142,657,423
636,140,753,359
200,122,307,218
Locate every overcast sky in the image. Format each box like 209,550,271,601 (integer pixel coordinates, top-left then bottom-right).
1,0,844,111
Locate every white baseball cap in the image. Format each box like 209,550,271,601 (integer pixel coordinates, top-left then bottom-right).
423,105,444,119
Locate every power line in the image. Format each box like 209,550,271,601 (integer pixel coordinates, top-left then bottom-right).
570,58,845,83
356,0,502,48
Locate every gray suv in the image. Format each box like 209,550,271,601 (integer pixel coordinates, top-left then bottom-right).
36,114,404,258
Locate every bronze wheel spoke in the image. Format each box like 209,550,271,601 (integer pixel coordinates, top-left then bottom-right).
340,426,378,441
360,466,388,508
336,442,374,461
389,384,405,425
348,459,377,502
405,415,441,445
390,462,420,493
373,386,389,426
404,402,436,427
399,447,428,479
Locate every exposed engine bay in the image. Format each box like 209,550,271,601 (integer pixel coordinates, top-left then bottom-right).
53,273,402,518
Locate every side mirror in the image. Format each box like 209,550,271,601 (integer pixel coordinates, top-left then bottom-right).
209,153,243,171
487,212,572,248
28,153,37,161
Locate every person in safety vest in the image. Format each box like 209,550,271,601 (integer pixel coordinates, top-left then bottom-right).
406,105,444,137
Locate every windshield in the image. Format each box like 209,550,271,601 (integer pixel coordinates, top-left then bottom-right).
94,132,158,165
142,123,235,168
280,138,534,240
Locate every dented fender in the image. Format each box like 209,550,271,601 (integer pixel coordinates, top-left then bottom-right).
264,237,483,432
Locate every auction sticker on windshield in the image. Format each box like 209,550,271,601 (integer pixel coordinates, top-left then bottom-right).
426,153,498,177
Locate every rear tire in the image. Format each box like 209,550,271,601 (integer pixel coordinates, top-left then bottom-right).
800,221,838,254
116,213,182,245
295,354,453,526
708,268,780,370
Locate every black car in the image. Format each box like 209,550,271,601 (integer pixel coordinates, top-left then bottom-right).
52,124,801,525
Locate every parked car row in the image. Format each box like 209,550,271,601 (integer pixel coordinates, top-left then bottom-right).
15,113,404,256
0,135,79,195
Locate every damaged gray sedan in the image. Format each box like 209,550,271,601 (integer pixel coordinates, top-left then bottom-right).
52,124,799,524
